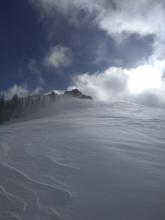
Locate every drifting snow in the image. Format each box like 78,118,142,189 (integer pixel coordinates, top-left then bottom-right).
0,98,165,220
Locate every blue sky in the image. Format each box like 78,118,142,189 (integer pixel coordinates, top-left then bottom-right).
1,0,165,105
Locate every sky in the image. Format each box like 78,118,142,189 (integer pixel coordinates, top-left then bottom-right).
1,0,165,106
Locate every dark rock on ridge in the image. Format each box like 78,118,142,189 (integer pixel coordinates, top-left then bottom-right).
64,89,93,100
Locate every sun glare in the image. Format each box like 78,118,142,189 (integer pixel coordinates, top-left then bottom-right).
127,65,162,94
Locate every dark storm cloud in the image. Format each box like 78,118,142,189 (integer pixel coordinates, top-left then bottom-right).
30,0,164,35
27,0,165,108
93,33,154,69
30,0,165,70
116,34,155,68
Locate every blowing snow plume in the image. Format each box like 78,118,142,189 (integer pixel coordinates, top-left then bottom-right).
71,65,165,108
0,89,92,125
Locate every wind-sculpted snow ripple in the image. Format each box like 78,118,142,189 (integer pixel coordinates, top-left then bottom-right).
0,162,72,219
0,100,165,220
0,123,77,219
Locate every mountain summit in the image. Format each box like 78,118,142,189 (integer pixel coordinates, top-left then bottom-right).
64,89,92,100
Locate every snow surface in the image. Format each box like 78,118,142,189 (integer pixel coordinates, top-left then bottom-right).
0,98,165,220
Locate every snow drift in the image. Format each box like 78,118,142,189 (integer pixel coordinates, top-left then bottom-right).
0,98,165,220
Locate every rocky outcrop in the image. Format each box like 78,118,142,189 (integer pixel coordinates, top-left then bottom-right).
64,89,93,100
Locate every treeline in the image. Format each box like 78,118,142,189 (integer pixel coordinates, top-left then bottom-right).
0,89,92,125
0,92,57,125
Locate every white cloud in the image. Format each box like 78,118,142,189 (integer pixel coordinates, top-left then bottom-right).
72,67,129,101
4,85,29,100
71,65,165,107
30,0,165,107
30,0,165,36
127,65,162,94
28,59,41,74
132,91,165,108
44,45,73,69
4,85,42,100
97,0,165,37
31,0,165,67
28,59,45,86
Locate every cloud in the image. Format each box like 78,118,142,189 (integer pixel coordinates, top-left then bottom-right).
4,85,42,100
71,67,129,101
28,59,45,86
96,1,165,37
43,45,73,69
71,65,165,108
93,33,154,68
30,0,165,66
132,91,165,108
28,59,41,74
30,0,165,107
30,0,165,36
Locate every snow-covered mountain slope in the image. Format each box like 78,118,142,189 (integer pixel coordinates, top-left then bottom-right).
0,99,165,220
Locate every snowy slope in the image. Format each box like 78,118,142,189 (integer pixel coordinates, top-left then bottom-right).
0,99,165,220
